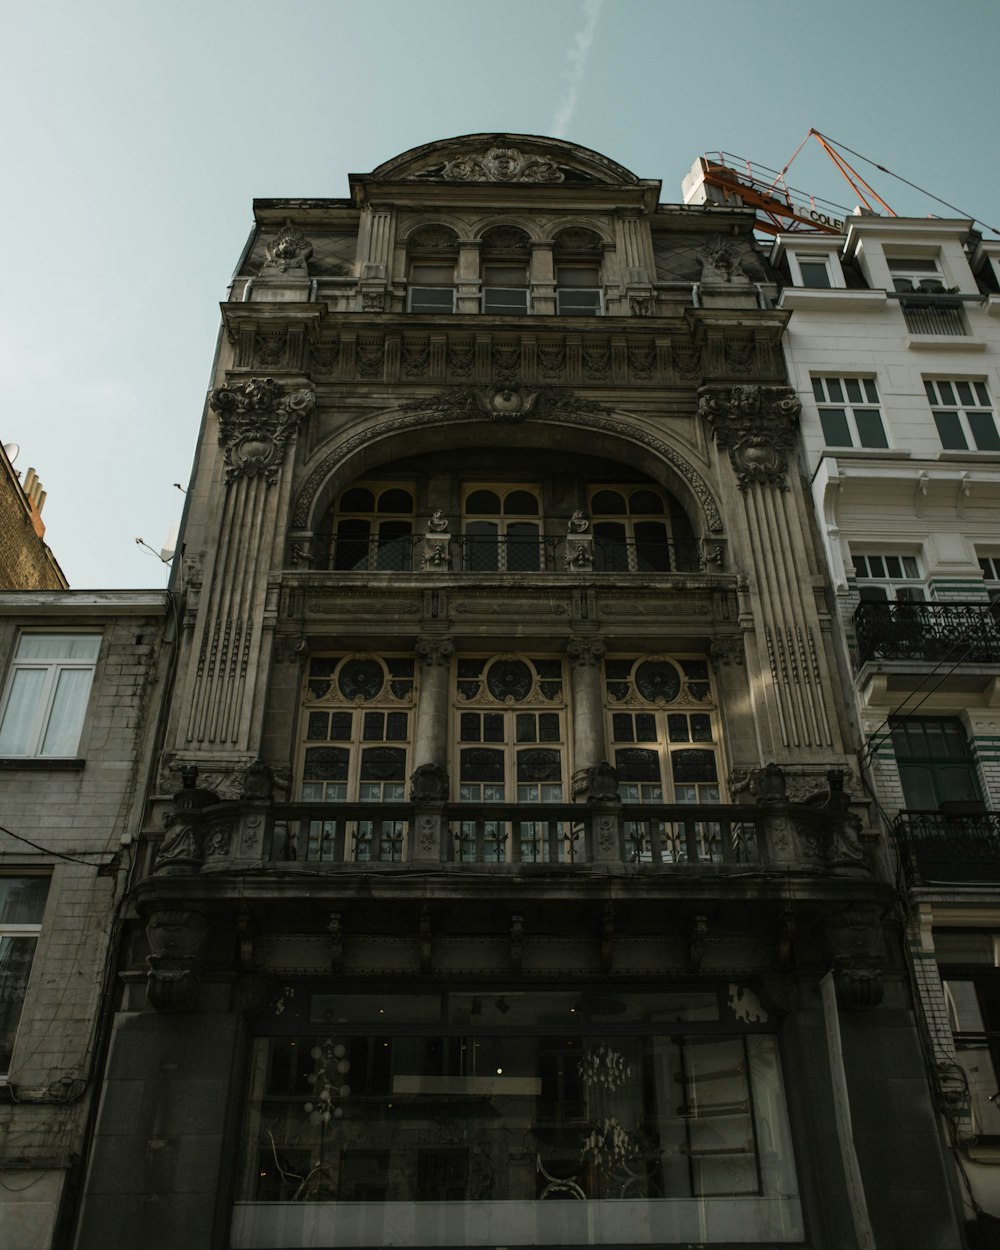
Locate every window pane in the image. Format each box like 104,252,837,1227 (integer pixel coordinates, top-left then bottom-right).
845,378,863,403
556,266,600,287
0,936,38,1075
798,260,830,288
0,878,49,924
0,669,47,754
969,411,1000,451
15,635,100,661
934,411,968,449
811,378,825,402
826,378,844,403
956,381,975,406
819,409,852,446
863,379,880,403
856,410,888,448
39,668,93,756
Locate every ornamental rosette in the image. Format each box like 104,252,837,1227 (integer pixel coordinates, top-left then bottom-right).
698,384,802,491
210,377,316,485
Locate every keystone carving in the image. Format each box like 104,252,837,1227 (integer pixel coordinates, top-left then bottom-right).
146,908,209,1012
698,385,802,491
210,378,316,485
262,220,312,274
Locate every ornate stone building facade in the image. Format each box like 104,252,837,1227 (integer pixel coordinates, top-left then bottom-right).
52,136,961,1248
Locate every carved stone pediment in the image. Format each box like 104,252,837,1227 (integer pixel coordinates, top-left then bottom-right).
698,385,801,490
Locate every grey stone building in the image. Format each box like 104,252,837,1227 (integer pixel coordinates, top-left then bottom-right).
56,136,964,1249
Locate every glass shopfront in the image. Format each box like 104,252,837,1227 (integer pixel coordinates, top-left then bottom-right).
232,985,802,1246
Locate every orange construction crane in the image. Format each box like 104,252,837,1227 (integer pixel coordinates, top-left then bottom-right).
682,131,897,237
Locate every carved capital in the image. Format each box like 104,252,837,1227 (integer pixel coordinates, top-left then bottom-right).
698,385,801,490
210,377,316,485
567,637,605,669
415,637,454,668
709,636,745,667
146,908,209,1012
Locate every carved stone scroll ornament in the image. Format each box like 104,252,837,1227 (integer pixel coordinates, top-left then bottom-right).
262,220,313,274
698,385,802,491
439,146,564,184
146,908,209,1012
210,377,316,485
823,904,885,1010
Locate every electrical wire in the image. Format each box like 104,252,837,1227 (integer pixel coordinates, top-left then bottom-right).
0,823,112,868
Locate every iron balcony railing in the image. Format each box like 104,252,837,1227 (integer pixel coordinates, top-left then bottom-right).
271,801,759,868
894,810,1000,885
324,534,702,574
899,298,966,336
854,601,1000,665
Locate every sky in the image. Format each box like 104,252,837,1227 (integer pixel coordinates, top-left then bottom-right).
2,0,999,589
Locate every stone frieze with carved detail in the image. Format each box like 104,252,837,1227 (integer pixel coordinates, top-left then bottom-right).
698,384,802,491
429,146,565,184
209,377,315,484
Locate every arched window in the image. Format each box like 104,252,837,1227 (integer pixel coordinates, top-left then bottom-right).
298,654,416,862
480,226,531,315
590,485,697,572
605,655,724,862
454,654,572,863
554,227,603,315
462,486,544,572
406,225,459,314
320,484,415,571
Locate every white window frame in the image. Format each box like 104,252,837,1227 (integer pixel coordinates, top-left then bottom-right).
555,264,603,316
788,252,844,289
0,634,101,758
852,552,927,601
979,555,1000,603
925,379,1000,452
887,257,946,293
811,376,888,449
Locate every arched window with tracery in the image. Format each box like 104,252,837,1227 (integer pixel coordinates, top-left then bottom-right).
480,226,531,314
318,483,415,571
462,486,544,572
554,226,603,315
406,225,459,313
297,654,416,862
454,654,573,863
589,485,698,572
605,655,725,862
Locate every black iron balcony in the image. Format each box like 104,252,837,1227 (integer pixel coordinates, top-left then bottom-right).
322,534,702,574
894,809,1000,884
854,601,1000,665
899,297,966,336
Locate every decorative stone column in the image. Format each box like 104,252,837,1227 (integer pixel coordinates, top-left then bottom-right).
567,637,607,796
699,384,842,763
410,637,454,862
176,379,315,762
359,203,394,305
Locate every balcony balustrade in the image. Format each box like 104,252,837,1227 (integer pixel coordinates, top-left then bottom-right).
854,601,1000,665
323,534,702,574
274,801,758,867
900,298,966,336
894,810,1000,885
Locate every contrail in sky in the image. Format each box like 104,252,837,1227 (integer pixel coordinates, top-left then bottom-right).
551,0,605,138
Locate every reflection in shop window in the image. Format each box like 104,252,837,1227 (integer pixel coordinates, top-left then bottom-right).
233,986,802,1247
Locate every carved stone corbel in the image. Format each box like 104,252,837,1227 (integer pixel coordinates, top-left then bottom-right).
823,904,885,1009
145,908,210,1012
698,384,801,491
